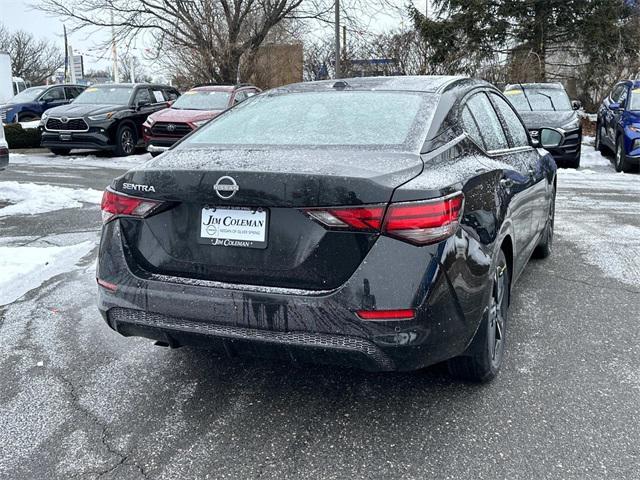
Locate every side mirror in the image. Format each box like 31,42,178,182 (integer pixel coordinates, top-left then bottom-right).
538,128,564,149
609,102,621,111
571,100,582,110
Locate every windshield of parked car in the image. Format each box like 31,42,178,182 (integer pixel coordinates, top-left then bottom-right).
10,87,47,103
505,87,572,112
73,86,133,105
172,90,231,110
183,91,436,150
627,88,640,110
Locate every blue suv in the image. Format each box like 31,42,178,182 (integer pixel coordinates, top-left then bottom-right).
0,84,86,124
596,80,640,172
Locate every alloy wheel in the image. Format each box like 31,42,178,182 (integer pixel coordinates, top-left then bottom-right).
122,129,135,155
488,265,507,368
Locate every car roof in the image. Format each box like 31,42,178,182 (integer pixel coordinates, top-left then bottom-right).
504,82,565,90
191,85,236,92
90,83,174,89
275,75,477,94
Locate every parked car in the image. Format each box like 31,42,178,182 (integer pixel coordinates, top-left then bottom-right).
0,84,85,124
40,83,180,156
0,123,8,171
595,80,640,172
504,83,582,168
143,84,261,156
97,76,560,381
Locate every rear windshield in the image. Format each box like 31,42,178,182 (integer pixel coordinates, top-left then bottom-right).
504,87,572,112
182,91,436,150
172,90,231,110
11,87,46,103
73,86,133,105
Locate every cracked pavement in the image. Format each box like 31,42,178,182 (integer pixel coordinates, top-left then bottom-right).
0,147,639,479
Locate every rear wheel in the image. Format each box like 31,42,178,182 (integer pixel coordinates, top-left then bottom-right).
534,185,555,259
595,122,608,154
615,138,631,173
50,148,71,156
114,124,137,157
448,250,509,382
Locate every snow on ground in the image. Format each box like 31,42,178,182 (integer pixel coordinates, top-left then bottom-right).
0,241,95,306
8,151,151,170
0,181,102,217
19,121,42,129
556,143,640,288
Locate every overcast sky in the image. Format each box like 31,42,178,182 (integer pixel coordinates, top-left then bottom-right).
1,0,429,74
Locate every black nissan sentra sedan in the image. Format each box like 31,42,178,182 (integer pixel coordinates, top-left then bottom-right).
97,76,560,381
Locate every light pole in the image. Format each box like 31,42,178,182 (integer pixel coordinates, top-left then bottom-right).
334,0,341,79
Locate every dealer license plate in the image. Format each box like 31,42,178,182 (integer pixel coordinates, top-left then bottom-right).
199,206,268,249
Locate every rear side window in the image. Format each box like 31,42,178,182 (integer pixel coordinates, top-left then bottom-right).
489,93,529,148
461,105,484,149
234,91,248,104
465,93,509,151
165,88,179,101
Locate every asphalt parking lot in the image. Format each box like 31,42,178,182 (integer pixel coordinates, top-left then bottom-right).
0,144,639,480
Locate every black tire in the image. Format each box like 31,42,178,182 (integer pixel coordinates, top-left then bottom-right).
564,152,580,169
594,122,608,154
615,138,631,173
534,185,556,259
448,250,509,382
50,148,71,156
114,124,137,157
18,114,38,122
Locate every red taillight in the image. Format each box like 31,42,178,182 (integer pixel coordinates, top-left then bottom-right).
100,188,162,223
303,193,464,246
356,309,416,320
305,206,384,230
383,194,464,245
97,278,118,292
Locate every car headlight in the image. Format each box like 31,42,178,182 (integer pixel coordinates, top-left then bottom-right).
41,111,49,120
88,112,114,121
561,118,580,130
192,119,209,128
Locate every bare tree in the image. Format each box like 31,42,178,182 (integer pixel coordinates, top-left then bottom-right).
34,0,326,84
0,24,64,84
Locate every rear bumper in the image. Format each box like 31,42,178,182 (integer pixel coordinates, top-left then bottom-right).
41,130,115,151
97,222,493,371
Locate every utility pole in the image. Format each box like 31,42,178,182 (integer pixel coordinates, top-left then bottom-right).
130,56,136,83
111,10,120,82
342,25,347,67
334,0,341,79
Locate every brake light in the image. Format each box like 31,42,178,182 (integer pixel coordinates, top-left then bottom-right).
383,194,464,245
100,188,162,223
356,309,416,320
305,206,384,230
303,193,464,246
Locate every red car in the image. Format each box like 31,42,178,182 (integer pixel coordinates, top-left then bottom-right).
143,84,261,155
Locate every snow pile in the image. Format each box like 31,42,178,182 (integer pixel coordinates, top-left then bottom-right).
579,143,610,168
0,182,102,217
19,120,42,129
8,151,150,170
0,241,95,305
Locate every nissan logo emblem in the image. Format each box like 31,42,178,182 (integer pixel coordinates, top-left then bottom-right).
167,124,176,132
61,116,69,123
214,176,239,200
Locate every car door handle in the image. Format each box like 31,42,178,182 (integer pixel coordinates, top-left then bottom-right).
528,168,535,177
500,178,514,188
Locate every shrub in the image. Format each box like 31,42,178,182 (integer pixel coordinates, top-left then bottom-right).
4,123,42,149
